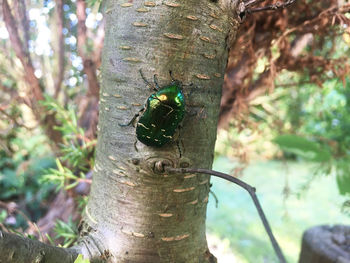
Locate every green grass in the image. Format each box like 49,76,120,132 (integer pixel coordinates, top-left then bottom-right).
206,157,349,263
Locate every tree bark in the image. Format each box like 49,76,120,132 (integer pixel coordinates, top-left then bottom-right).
0,231,78,263
76,0,240,262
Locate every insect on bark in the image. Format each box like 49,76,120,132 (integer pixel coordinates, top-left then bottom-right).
120,70,186,148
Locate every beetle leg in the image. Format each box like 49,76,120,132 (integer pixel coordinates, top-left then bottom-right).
119,107,145,127
153,74,160,91
175,125,184,158
118,114,137,127
139,69,155,90
134,139,139,152
209,189,219,208
139,69,151,85
176,140,182,158
140,69,158,91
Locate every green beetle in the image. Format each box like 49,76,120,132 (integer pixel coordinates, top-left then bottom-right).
121,70,186,147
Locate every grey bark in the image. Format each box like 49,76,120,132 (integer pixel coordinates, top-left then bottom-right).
0,0,240,262
299,225,350,263
76,0,240,262
0,231,78,263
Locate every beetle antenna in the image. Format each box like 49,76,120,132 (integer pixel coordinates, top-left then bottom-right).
169,70,175,81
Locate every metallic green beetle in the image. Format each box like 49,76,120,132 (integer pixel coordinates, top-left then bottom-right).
122,70,186,147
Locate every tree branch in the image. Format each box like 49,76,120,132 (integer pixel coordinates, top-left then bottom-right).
0,107,33,131
76,0,99,98
54,0,65,98
244,0,266,8
0,230,79,263
246,0,296,14
76,0,100,140
164,166,287,263
2,0,43,102
2,0,63,148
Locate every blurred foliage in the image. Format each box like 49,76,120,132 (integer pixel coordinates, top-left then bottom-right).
208,158,350,263
38,96,94,245
0,0,101,249
217,75,350,201
273,135,331,162
0,122,55,227
217,30,350,206
53,217,78,248
42,158,87,191
74,254,91,263
40,96,96,170
0,96,93,244
273,77,350,197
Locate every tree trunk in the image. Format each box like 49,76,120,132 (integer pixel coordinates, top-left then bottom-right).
0,1,240,262
76,0,239,262
299,225,350,263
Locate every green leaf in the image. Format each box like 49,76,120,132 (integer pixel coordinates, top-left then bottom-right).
54,218,77,243
45,233,56,246
337,174,350,195
74,254,90,263
341,200,350,215
56,159,64,173
273,134,331,162
0,210,7,223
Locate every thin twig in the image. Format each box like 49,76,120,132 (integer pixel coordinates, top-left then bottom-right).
0,107,33,130
77,178,92,184
165,166,287,263
246,0,296,14
209,190,219,208
244,0,266,8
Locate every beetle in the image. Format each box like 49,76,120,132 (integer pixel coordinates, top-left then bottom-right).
120,69,186,148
